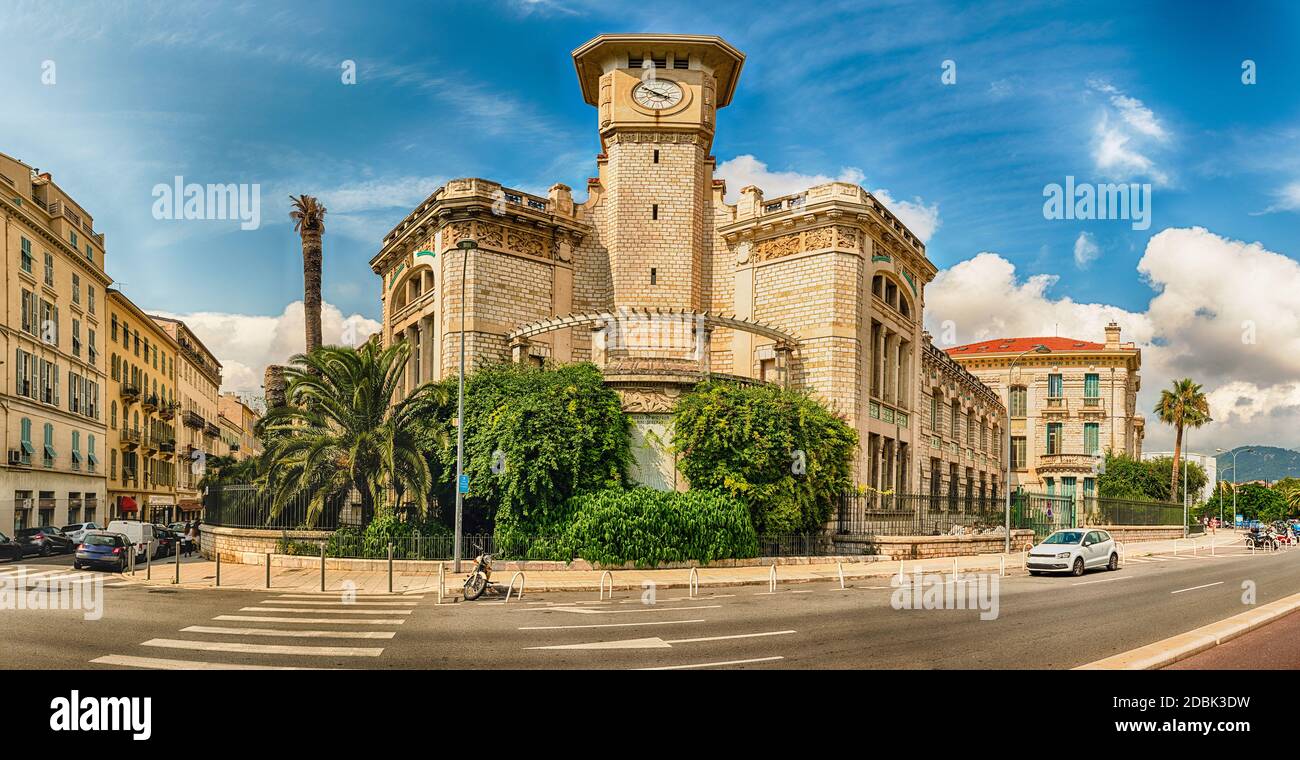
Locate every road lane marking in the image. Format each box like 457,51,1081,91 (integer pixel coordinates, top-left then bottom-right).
520,619,707,630
534,605,722,615
142,638,384,657
274,594,421,601
258,599,418,606
1171,581,1225,595
1072,576,1135,586
529,630,796,651
181,626,396,639
215,615,406,625
91,654,333,670
244,607,413,615
637,656,784,670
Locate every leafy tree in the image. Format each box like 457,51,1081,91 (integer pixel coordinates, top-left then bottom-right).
1144,456,1207,504
673,381,857,534
257,342,448,526
197,454,260,489
1153,378,1211,503
1097,452,1205,503
1233,482,1287,522
429,362,631,546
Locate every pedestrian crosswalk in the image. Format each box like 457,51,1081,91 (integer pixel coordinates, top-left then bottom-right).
90,591,424,670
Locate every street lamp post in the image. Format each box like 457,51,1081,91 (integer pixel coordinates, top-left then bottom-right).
1215,447,1251,530
1004,344,1052,553
453,237,478,573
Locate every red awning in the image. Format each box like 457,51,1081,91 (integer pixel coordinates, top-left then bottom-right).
120,496,138,512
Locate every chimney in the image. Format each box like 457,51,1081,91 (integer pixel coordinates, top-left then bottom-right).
738,185,764,219
1104,321,1121,350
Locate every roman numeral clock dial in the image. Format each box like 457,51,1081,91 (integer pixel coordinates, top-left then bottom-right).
633,79,683,110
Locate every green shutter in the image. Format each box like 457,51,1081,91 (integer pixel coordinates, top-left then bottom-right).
1084,373,1099,398
20,418,33,455
1084,423,1099,455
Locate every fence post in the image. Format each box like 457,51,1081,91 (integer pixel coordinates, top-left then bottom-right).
320,543,326,592
264,552,270,588
388,543,394,594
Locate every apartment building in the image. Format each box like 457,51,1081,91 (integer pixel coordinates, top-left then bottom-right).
218,392,261,461
107,289,180,523
150,315,222,516
0,153,109,531
946,322,1144,499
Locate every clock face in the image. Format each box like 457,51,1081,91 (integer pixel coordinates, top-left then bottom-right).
633,79,683,110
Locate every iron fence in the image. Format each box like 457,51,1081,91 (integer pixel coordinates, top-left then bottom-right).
1080,497,1185,526
202,485,362,531
836,491,1076,539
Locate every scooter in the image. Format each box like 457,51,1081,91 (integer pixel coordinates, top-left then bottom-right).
463,552,494,600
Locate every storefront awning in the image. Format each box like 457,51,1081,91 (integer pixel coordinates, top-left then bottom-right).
120,496,138,513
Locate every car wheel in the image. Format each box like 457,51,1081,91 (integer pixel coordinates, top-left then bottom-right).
39,544,50,557
1071,557,1085,577
1028,570,1041,576
73,561,82,570
1107,553,1119,571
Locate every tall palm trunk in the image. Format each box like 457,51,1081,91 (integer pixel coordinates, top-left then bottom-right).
302,227,323,354
1170,424,1183,502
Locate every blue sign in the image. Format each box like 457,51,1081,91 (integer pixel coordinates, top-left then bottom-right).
458,474,470,494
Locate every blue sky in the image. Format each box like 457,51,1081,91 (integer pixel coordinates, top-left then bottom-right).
3,0,1299,447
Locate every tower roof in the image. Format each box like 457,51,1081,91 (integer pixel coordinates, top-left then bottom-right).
571,33,745,108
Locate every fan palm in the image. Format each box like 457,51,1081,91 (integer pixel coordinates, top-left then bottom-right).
257,342,448,526
289,195,326,355
1154,378,1212,503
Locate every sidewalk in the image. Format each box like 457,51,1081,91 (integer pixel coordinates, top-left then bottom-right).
120,530,1243,597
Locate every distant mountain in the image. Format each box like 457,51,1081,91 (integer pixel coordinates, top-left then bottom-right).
1214,446,1300,483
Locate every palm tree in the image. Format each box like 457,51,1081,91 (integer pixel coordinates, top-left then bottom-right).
257,342,448,526
1154,378,1212,503
289,195,327,355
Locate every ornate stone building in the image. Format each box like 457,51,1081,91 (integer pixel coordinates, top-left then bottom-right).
371,34,938,489
917,333,1006,505
946,323,1144,499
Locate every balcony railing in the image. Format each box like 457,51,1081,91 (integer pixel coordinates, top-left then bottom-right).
159,401,179,420
121,384,141,401
183,410,204,429
142,395,159,411
1082,396,1101,407
204,422,221,438
120,428,141,447
1037,452,1102,473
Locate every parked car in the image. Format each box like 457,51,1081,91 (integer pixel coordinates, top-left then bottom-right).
61,522,101,544
106,520,157,562
1026,528,1118,576
15,526,75,556
74,531,131,572
152,526,178,559
0,532,23,561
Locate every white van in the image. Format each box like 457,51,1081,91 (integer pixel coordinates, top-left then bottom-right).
107,520,156,562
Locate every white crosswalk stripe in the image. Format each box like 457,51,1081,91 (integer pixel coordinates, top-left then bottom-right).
258,599,417,606
181,626,395,639
91,654,333,670
142,638,384,657
214,614,407,625
245,606,414,615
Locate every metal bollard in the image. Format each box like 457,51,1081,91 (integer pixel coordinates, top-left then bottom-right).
265,552,271,589
320,544,326,592
438,562,445,604
388,543,394,594
837,562,845,590
174,542,180,585
146,544,151,580
215,551,221,587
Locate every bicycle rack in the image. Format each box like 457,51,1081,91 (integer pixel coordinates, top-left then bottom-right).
688,567,699,598
504,572,525,602
768,563,778,593
1172,538,1197,557
599,570,614,600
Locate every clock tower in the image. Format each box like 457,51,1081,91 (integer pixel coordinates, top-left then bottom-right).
572,34,745,313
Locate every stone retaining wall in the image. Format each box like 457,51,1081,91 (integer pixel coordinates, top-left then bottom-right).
832,529,1036,560
1082,525,1191,544
200,525,334,561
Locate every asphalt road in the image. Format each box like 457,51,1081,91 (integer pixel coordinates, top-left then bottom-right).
3,545,1299,670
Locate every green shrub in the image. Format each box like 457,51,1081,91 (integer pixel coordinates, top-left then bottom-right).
673,381,857,534
546,487,758,567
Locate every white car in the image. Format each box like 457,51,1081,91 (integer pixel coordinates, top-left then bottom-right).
61,522,101,544
1027,529,1118,576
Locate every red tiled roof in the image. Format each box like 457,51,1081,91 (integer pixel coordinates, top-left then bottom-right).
945,337,1104,356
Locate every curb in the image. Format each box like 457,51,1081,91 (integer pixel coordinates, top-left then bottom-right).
1074,591,1300,670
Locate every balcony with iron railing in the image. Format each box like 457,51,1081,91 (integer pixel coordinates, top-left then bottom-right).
204,421,221,438
158,401,178,420
183,410,204,429
142,394,159,411
120,428,141,448
121,383,141,402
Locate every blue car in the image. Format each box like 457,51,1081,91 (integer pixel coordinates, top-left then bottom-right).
73,531,131,572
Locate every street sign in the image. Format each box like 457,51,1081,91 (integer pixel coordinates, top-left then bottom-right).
458,474,470,494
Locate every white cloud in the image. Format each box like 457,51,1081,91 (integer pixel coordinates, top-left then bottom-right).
1256,180,1300,214
1086,80,1171,186
1073,231,1100,268
925,227,1300,452
715,155,941,242
152,301,381,395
